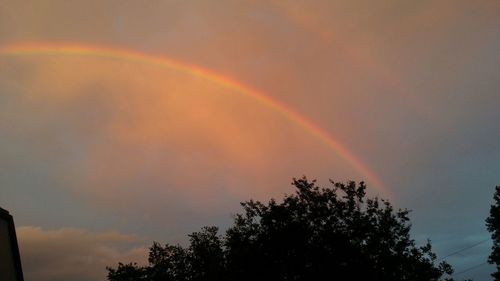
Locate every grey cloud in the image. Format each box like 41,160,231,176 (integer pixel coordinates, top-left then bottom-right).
17,226,148,281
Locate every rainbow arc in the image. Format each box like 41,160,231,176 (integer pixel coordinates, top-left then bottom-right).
0,42,388,196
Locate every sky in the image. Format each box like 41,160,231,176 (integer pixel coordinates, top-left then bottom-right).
0,1,499,280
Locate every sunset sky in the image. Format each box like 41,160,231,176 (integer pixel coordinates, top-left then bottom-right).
0,1,499,280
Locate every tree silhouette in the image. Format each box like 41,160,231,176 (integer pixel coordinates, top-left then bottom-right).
107,177,457,281
107,262,147,281
487,186,500,280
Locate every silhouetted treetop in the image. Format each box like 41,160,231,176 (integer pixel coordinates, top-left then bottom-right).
107,177,458,281
487,185,500,280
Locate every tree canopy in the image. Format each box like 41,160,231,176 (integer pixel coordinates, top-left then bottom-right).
486,186,500,280
107,177,456,281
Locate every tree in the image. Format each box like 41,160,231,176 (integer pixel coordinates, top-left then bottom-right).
107,262,147,281
107,177,457,281
487,186,500,280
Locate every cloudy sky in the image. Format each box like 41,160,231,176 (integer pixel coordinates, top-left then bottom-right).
0,1,499,280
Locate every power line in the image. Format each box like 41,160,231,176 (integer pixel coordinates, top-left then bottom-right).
452,261,489,276
439,239,490,261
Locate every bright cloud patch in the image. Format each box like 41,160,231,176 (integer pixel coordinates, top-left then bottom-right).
17,226,148,281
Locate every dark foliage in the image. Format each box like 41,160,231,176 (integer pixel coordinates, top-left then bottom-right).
107,177,457,281
107,262,148,281
487,186,500,280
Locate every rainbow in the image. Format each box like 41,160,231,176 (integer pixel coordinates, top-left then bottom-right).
0,42,388,196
